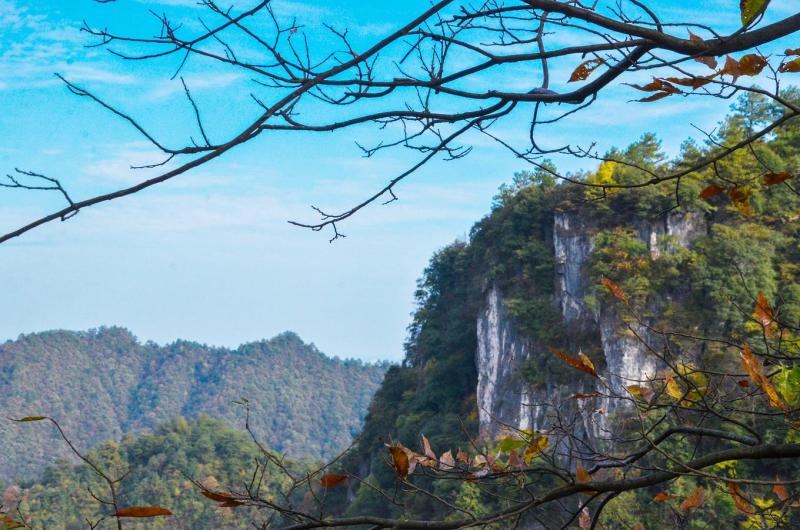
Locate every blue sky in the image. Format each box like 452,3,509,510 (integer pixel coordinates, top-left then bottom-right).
1,0,798,361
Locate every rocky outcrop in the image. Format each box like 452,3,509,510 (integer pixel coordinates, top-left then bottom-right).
476,209,707,438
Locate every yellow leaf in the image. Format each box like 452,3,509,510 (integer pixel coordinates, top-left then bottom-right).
665,375,684,401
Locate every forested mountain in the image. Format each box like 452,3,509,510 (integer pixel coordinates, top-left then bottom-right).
4,417,306,529
0,328,387,483
336,93,800,527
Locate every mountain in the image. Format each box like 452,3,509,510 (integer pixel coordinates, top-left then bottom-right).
338,93,800,525
0,327,387,483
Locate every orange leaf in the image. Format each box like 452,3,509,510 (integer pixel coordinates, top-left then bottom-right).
546,346,598,377
763,171,794,186
780,57,800,72
576,464,590,483
786,48,800,56
774,483,790,501
114,506,172,518
741,343,788,411
653,492,674,502
569,58,605,82
737,379,750,387
319,473,348,488
571,393,601,400
663,76,715,89
753,291,775,336
389,444,410,479
720,55,742,78
699,184,726,199
728,482,755,514
600,277,628,304
626,78,678,93
737,54,768,76
680,486,705,512
456,449,470,465
728,187,753,215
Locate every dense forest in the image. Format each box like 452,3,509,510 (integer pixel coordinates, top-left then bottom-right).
336,92,800,527
3,417,308,529
0,328,387,483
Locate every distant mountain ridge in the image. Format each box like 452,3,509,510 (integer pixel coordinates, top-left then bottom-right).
0,327,388,483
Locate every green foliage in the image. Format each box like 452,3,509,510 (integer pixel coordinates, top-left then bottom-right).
0,328,387,483
10,417,303,529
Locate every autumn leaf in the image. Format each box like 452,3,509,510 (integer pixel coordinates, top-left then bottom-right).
737,54,769,76
688,31,718,69
770,482,800,506
787,48,800,56
636,91,675,103
737,379,750,387
763,171,793,186
319,473,348,488
569,58,605,82
439,450,455,470
719,55,743,79
389,444,410,479
779,57,800,73
523,435,549,464
728,187,753,215
664,375,685,401
546,346,598,377
571,393,601,400
575,464,590,483
632,524,645,530
456,449,470,465
578,351,596,374
626,78,679,93
600,277,628,304
741,343,788,411
664,76,715,89
508,449,523,469
680,486,705,512
421,433,437,461
728,482,755,514
653,492,674,502
740,0,771,26
579,506,591,530
201,489,245,507
627,385,654,403
699,184,726,199
753,291,775,336
114,506,173,518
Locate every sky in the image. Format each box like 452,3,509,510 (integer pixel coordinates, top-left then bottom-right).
1,0,798,362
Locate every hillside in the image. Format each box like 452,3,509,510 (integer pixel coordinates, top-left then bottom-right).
4,417,306,530
336,92,800,526
0,328,387,483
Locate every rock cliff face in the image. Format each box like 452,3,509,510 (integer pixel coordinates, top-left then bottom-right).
476,210,707,438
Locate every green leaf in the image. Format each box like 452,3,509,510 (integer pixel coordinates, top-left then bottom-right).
740,0,770,26
497,437,527,453
10,416,48,422
775,366,800,407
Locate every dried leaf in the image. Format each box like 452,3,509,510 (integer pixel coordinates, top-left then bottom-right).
456,449,470,465
699,184,726,199
720,55,743,79
737,54,769,76
578,351,596,374
688,31,718,69
114,506,173,518
737,379,750,387
636,91,674,103
741,343,788,411
421,434,437,461
728,187,753,215
319,473,348,488
740,0,771,26
728,482,755,514
201,489,244,507
600,277,628,304
754,291,775,336
439,450,455,470
389,444,410,479
786,48,800,56
664,76,715,89
571,392,601,400
569,58,606,82
626,78,678,92
508,449,523,469
579,506,591,530
546,346,598,377
653,492,674,502
576,464,590,483
779,57,800,73
680,486,705,512
763,171,793,186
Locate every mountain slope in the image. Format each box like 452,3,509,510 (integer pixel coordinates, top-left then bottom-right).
0,328,387,483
